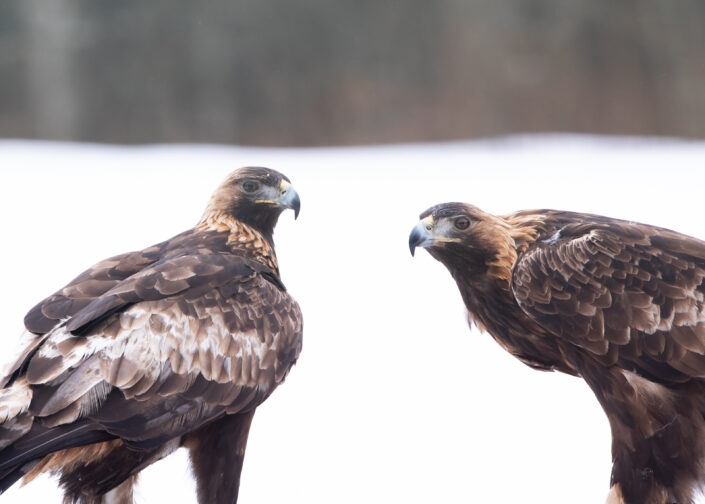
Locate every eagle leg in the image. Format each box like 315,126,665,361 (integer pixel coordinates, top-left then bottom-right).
580,365,705,504
184,410,255,504
99,475,137,504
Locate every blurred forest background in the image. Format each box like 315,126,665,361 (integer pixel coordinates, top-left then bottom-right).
1,0,704,146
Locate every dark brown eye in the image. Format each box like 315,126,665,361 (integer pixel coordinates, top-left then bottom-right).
242,181,260,193
454,216,470,230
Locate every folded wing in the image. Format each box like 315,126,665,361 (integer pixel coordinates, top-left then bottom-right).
512,221,705,383
0,250,302,478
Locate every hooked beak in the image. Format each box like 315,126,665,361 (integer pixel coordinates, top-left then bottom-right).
277,181,301,219
409,217,435,256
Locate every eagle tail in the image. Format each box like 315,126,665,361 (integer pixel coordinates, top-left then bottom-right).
0,419,115,493
0,463,34,493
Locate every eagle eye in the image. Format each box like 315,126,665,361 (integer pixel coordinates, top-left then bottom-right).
454,216,471,230
242,180,260,193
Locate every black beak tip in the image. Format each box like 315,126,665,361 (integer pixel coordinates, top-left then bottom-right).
292,195,301,220
409,227,423,257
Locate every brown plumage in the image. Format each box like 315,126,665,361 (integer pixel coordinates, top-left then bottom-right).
410,203,705,504
0,167,302,503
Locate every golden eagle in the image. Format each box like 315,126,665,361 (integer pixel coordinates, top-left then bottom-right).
410,203,705,504
0,167,302,503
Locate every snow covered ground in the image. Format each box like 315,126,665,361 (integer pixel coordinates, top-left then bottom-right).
1,136,704,503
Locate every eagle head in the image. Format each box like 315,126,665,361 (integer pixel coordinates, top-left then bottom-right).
202,166,301,235
409,202,520,283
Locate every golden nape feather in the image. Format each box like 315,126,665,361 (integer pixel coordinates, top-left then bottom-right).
410,202,705,504
0,167,302,504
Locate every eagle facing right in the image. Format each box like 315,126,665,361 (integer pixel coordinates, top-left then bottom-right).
0,167,302,503
410,203,705,504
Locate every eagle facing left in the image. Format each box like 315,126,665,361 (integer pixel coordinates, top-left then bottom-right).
0,167,303,504
411,203,705,504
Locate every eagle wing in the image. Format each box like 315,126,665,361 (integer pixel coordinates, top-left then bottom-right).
0,250,302,462
0,245,169,389
24,243,170,334
511,219,705,383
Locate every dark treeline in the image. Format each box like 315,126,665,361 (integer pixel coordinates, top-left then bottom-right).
2,0,704,145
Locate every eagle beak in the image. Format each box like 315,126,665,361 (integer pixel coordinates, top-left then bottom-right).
277,181,301,219
409,217,435,256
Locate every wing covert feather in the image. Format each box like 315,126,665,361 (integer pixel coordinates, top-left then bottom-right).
24,245,168,334
512,225,705,382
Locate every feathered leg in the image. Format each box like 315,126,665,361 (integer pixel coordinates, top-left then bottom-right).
581,365,705,504
605,484,625,504
184,411,255,504
100,475,137,504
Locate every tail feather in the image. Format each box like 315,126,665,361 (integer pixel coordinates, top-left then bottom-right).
0,419,116,493
0,460,38,493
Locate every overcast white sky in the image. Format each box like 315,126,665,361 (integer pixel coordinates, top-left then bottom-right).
1,136,704,503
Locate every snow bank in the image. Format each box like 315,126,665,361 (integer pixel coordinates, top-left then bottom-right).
1,136,704,503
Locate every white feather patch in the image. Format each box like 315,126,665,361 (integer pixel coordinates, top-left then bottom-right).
0,377,32,423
